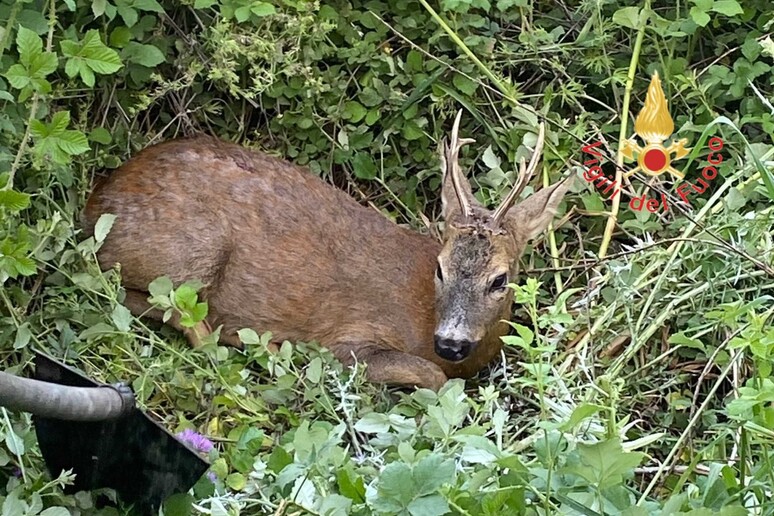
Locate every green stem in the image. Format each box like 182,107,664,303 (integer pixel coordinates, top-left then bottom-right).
416,0,515,102
598,0,650,258
637,348,743,504
4,96,39,191
543,166,563,294
0,1,21,60
4,0,56,191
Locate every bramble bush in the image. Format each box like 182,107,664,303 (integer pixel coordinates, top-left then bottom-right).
1,0,774,514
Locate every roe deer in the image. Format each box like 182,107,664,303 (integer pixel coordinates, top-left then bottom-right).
82,111,571,391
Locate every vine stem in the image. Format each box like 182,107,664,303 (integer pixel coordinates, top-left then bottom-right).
4,97,38,191
416,0,514,100
637,348,743,504
543,165,563,293
598,1,651,258
0,1,21,60
3,0,56,191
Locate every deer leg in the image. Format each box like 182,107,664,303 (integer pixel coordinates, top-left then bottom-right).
331,342,448,391
122,288,212,347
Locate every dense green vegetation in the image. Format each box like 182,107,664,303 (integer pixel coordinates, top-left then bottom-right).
1,0,774,514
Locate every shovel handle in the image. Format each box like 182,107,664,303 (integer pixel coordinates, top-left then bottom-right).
0,371,135,421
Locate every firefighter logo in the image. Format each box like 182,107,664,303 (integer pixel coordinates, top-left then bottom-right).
621,71,690,179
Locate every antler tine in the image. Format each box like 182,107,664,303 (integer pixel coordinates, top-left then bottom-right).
446,109,475,219
491,122,545,226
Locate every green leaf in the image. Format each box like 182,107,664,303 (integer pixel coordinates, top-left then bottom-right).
111,304,133,332
194,0,219,7
377,462,414,506
18,9,49,35
149,276,174,297
564,438,646,489
319,494,352,515
342,101,367,122
352,152,377,180
162,493,195,516
496,0,526,10
13,324,32,349
78,63,96,87
132,0,165,12
413,454,455,496
612,7,642,29
1,493,25,516
50,111,71,134
234,5,252,22
267,446,292,473
761,36,774,58
337,468,366,503
92,0,108,17
79,322,116,340
31,112,90,163
58,130,90,155
94,213,117,242
5,27,57,95
402,120,424,141
711,0,743,16
354,412,390,433
4,64,30,89
561,403,608,431
16,26,42,66
116,2,139,26
110,26,133,48
39,508,71,516
237,328,260,345
28,52,59,77
405,49,422,72
668,332,706,351
725,187,746,211
61,30,122,86
452,73,478,95
123,42,165,67
250,2,275,16
30,119,49,139
407,495,449,516
174,284,198,309
226,472,246,490
689,6,711,26
190,302,208,322
4,427,24,455
306,357,322,383
90,127,113,144
0,190,31,212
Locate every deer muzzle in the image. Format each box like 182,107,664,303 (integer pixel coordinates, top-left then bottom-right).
434,335,476,362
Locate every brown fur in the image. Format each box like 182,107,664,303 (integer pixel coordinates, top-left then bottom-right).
83,125,570,391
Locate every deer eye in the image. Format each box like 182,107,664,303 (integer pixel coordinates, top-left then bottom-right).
490,273,508,292
435,264,444,282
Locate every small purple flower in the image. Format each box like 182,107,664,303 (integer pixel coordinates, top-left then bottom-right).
12,467,22,478
176,428,214,454
206,471,217,483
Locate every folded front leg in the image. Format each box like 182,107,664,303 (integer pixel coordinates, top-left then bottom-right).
331,342,448,391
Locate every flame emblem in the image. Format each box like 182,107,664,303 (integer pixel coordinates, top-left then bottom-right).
621,71,690,179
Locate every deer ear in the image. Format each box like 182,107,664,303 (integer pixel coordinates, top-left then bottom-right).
504,175,573,242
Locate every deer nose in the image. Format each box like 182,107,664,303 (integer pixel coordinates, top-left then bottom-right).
434,335,474,362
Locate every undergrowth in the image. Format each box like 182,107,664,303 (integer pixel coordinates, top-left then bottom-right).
1,0,774,514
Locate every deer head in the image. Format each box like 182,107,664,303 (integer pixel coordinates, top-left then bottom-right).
433,111,572,364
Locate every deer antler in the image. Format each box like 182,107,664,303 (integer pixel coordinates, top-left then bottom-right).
445,110,476,220
490,122,545,227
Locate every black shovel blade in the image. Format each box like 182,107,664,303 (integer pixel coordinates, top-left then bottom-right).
32,352,209,512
